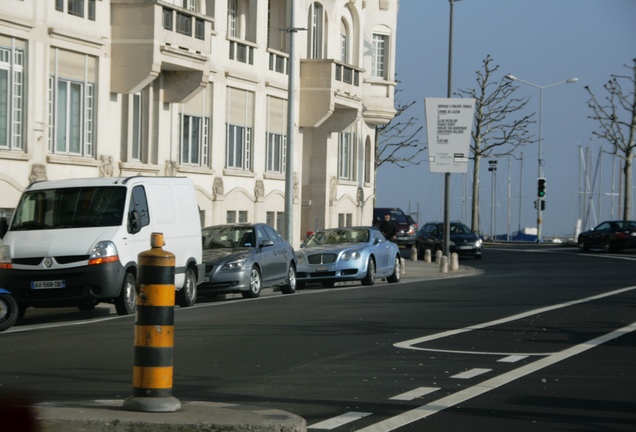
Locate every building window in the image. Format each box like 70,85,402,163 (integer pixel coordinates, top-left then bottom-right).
340,20,348,63
0,39,25,151
180,114,210,166
338,213,352,227
227,210,248,223
179,84,212,167
338,131,357,181
226,87,254,171
266,96,286,174
372,33,388,79
228,0,238,38
48,49,97,157
131,93,142,161
309,2,324,59
266,211,285,237
364,137,371,183
55,0,96,21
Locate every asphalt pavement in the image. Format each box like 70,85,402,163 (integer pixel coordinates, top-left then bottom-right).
7,252,479,432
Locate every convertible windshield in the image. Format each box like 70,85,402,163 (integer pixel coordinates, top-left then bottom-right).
306,229,370,246
10,186,127,231
202,226,256,249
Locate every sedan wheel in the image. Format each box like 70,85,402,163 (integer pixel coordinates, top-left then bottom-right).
578,237,589,252
387,255,401,283
361,257,376,286
176,268,197,307
280,265,297,294
242,266,262,298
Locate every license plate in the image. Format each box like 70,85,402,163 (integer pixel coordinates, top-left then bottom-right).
458,246,474,250
31,280,66,289
315,266,331,272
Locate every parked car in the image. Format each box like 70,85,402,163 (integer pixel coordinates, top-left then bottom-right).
416,221,483,259
373,207,418,247
577,220,636,252
199,223,297,298
295,226,401,288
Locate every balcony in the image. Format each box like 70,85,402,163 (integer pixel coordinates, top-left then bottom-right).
110,1,212,103
362,78,397,126
299,59,363,129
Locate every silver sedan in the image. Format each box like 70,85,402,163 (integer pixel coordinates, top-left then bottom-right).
199,223,297,298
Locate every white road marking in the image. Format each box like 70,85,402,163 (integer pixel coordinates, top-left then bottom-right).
356,321,636,432
394,286,636,352
451,368,491,379
498,355,528,363
308,411,372,430
389,387,440,401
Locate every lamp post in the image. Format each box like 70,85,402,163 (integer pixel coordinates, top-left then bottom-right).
504,74,578,242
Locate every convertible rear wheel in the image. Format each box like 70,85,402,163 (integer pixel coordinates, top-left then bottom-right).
577,237,589,252
387,255,401,283
361,258,376,286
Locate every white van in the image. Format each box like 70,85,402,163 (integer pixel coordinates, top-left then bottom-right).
0,176,204,316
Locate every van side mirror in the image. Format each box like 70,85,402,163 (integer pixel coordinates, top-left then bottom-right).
128,210,141,234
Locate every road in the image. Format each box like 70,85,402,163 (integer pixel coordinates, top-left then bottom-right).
2,246,635,431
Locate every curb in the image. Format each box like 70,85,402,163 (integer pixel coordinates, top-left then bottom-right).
37,400,306,432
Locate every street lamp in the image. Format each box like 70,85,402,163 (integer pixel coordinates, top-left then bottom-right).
504,74,578,242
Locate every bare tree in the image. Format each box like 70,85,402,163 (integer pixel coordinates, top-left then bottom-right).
373,84,426,208
585,58,636,221
455,55,535,232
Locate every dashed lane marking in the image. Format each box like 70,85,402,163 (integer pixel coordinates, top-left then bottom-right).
389,387,440,401
356,321,636,432
308,412,372,430
451,368,492,379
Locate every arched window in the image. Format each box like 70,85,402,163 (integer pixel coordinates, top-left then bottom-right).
308,2,325,59
340,19,349,63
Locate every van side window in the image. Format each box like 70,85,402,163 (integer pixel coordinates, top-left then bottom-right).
129,186,150,233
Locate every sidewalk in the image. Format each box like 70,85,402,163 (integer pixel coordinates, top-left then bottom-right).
24,256,478,432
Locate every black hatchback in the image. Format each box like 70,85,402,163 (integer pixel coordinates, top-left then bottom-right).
416,221,483,259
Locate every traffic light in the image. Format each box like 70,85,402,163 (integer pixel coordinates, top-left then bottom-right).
538,178,547,197
541,199,546,211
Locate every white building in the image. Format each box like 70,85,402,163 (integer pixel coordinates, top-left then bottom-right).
0,0,397,246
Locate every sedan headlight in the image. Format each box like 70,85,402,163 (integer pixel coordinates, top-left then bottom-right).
475,238,483,248
221,255,248,271
296,253,305,265
342,251,361,261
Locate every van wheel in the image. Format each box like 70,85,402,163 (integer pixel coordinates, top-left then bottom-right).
242,266,262,298
176,268,197,308
0,293,19,332
115,272,137,316
280,264,297,294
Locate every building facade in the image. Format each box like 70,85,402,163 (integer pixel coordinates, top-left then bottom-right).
0,0,397,246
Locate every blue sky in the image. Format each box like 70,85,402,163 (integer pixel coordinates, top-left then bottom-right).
376,0,636,238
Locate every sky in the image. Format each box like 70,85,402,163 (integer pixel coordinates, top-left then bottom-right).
376,0,636,239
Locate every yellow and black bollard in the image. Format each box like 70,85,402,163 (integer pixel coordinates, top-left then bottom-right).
123,233,181,412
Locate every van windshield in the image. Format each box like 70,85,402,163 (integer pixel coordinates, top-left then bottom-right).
10,186,127,231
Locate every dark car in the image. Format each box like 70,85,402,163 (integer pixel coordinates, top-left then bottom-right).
577,220,636,252
416,221,483,259
199,223,297,298
373,207,418,247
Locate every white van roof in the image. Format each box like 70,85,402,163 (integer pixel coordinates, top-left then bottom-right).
25,176,193,191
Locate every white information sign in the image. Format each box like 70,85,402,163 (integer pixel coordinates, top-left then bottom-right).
425,98,475,173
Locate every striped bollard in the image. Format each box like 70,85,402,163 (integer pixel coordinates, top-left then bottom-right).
123,233,181,412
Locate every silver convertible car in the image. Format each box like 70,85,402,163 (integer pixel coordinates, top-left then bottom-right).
295,226,401,288
199,223,297,298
